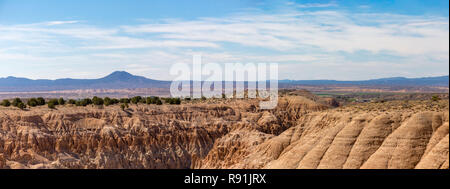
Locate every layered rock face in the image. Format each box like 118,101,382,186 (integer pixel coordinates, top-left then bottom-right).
194,100,449,169
0,96,448,169
0,96,326,169
0,105,233,169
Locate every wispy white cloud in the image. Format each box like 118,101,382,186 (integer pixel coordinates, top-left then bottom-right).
44,20,81,26
0,4,448,80
122,11,449,56
292,2,338,8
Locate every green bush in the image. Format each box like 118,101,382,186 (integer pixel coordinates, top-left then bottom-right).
11,98,22,107
48,99,59,106
1,99,11,107
120,102,129,111
68,99,76,104
36,97,46,106
111,98,119,104
27,98,38,107
102,97,119,106
17,102,26,110
431,95,441,102
75,98,92,106
120,98,130,103
164,97,181,105
145,97,152,104
146,96,160,104
131,96,142,104
48,102,56,109
92,96,104,105
156,99,162,105
104,97,112,106
58,98,65,105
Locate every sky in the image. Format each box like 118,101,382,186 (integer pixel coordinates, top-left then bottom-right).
0,0,448,80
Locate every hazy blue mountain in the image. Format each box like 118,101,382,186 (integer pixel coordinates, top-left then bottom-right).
279,76,449,86
0,71,448,92
0,71,170,92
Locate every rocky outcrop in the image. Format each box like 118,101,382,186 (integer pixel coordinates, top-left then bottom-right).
0,96,323,169
0,104,234,168
0,96,448,169
196,110,448,169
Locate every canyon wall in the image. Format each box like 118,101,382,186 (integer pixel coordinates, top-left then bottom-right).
0,96,448,169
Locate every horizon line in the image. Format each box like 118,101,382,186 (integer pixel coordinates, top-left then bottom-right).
0,71,449,82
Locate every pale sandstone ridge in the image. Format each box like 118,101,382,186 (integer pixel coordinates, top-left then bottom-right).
0,93,448,169
194,99,449,169
0,96,325,169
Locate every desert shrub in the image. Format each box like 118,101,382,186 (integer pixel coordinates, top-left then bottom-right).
222,93,226,99
48,99,59,106
103,97,119,106
431,95,441,102
11,98,22,107
68,99,76,104
84,98,92,105
201,96,207,101
104,97,112,106
92,96,104,105
48,102,56,109
17,102,26,110
145,97,152,104
111,98,119,104
156,99,162,105
119,98,130,103
121,102,129,111
27,98,38,107
120,102,129,110
146,96,160,104
162,98,172,104
164,97,181,104
184,97,191,101
131,96,142,104
1,99,11,107
75,98,92,106
36,97,46,106
173,98,181,104
58,98,65,105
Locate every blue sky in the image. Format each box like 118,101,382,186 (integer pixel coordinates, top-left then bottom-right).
0,0,448,80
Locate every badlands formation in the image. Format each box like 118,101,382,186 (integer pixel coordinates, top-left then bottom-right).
0,92,448,169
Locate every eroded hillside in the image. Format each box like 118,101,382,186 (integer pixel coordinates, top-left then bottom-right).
0,94,448,169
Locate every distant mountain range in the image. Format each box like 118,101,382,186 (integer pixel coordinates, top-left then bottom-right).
0,71,170,92
279,76,449,86
0,71,448,92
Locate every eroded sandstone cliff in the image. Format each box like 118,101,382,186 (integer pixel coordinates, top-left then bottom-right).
0,95,448,169
194,99,449,169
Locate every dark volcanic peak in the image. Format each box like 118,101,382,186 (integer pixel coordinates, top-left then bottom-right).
102,71,135,80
